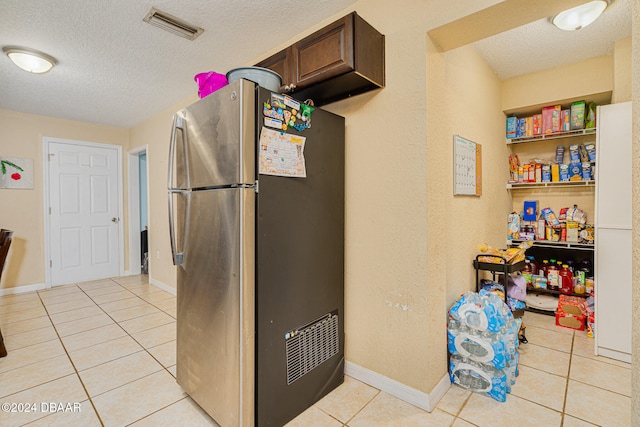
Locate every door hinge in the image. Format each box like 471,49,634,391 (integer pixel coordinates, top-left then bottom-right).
49,207,51,215
50,260,52,267
48,153,55,161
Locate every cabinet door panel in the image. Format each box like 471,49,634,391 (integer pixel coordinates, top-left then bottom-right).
595,103,632,228
255,48,291,91
595,228,631,357
292,15,354,88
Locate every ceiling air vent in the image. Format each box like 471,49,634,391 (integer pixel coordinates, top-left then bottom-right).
143,7,204,40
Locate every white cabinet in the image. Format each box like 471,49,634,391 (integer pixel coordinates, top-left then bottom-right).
595,102,632,363
595,229,631,359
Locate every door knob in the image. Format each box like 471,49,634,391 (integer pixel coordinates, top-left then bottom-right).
111,217,119,223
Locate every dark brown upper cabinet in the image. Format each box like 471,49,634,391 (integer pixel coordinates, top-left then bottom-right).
256,12,385,106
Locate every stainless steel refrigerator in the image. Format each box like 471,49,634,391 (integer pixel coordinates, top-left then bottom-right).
168,79,344,427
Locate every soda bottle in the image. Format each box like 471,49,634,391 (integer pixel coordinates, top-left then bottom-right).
566,259,575,273
539,259,549,276
559,264,574,294
522,259,534,287
547,263,559,291
526,255,539,277
579,259,593,277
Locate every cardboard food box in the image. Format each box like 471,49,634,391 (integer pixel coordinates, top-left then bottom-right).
525,116,533,137
566,221,580,243
562,109,570,131
523,200,538,221
507,212,520,240
558,295,587,315
533,114,542,135
517,118,526,138
542,105,561,134
556,310,586,330
506,116,517,139
570,101,586,130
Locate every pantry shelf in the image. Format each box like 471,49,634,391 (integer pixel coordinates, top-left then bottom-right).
526,286,590,299
506,128,596,145
506,180,595,190
507,239,594,251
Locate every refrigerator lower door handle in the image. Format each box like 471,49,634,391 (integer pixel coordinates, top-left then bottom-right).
168,189,190,266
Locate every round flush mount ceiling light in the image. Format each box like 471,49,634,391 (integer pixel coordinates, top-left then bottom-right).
551,0,609,31
2,46,57,73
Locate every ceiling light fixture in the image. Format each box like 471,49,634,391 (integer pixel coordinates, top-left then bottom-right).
551,0,609,31
3,46,57,73
143,7,204,40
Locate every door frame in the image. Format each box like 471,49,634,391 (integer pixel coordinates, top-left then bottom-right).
42,137,124,287
127,145,149,276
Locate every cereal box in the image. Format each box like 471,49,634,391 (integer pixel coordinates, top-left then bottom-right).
570,101,585,130
506,116,517,139
542,105,561,134
532,114,542,135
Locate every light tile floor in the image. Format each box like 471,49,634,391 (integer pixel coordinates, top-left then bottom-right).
0,276,631,426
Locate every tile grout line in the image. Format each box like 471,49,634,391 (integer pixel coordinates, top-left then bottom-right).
558,331,575,427
75,279,175,369
36,283,107,427
122,396,193,427
36,277,176,426
341,388,382,426
0,277,173,426
76,278,183,425
450,389,475,425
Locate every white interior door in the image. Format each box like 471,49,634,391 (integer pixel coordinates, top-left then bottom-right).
47,140,121,285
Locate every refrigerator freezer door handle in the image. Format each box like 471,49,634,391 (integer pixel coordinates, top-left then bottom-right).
168,115,187,190
168,189,190,266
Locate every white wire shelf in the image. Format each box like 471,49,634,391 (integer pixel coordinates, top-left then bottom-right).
506,180,595,190
507,239,594,251
506,128,596,145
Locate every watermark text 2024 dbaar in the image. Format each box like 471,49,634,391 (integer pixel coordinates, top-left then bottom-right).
1,402,82,413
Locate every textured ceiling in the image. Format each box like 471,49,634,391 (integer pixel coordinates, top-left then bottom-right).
0,0,357,128
473,0,632,80
0,0,633,128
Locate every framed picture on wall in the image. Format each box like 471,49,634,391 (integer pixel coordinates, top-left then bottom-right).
453,135,482,196
0,157,34,189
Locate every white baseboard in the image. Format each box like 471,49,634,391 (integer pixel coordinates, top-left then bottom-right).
148,277,177,296
344,361,450,412
596,347,632,364
0,282,47,296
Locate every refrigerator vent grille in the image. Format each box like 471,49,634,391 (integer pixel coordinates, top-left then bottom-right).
285,313,339,385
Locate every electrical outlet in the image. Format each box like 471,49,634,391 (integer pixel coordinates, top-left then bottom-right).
156,250,160,259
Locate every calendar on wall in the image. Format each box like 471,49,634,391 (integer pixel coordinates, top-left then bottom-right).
453,135,482,196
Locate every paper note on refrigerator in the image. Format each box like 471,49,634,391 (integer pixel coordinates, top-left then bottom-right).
259,127,307,178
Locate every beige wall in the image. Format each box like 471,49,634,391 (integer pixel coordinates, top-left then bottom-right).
428,44,513,305
320,0,506,395
614,38,632,103
129,95,198,289
424,41,513,383
501,55,613,114
631,1,639,424
2,0,635,407
0,109,129,290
